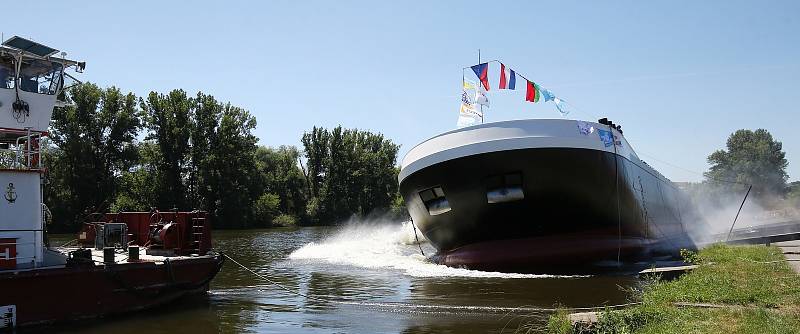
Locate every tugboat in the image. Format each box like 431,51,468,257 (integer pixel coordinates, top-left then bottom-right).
0,36,223,328
399,118,704,273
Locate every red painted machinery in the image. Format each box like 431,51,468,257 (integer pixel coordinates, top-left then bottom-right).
78,210,213,256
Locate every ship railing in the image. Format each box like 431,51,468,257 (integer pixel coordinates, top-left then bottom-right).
0,129,43,170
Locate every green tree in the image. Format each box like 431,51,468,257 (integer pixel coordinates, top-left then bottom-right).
251,193,280,227
47,83,142,230
705,129,788,198
189,92,222,210
110,142,162,212
45,83,404,230
141,90,192,209
300,126,329,198
300,126,400,224
788,181,800,207
209,104,260,228
254,145,307,218
137,90,261,228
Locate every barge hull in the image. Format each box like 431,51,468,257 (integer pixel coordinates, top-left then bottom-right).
0,254,223,327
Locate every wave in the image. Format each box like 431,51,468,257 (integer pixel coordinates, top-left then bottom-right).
288,220,580,279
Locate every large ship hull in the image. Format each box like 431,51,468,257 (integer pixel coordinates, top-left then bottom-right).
399,119,701,273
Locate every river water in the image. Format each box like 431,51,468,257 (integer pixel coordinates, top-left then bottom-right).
42,222,639,333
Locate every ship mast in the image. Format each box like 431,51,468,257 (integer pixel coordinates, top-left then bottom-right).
478,49,483,124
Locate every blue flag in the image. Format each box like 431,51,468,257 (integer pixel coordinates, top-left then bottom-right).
470,63,489,91
553,98,570,115
541,89,555,102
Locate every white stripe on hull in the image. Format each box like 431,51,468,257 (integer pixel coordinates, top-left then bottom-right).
399,119,655,184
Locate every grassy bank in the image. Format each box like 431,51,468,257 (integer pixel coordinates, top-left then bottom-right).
546,244,800,333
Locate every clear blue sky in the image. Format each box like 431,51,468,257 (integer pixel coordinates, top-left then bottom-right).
6,1,799,182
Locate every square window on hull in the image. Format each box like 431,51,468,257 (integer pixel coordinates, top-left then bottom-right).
485,172,525,204
487,186,525,204
419,186,450,215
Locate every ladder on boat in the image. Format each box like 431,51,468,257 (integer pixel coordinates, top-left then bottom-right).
189,216,206,254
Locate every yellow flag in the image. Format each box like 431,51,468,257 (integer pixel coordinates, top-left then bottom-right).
463,80,476,90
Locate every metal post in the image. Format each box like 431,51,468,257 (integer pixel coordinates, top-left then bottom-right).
103,247,115,264
726,185,752,242
478,49,483,124
128,245,139,262
25,127,31,167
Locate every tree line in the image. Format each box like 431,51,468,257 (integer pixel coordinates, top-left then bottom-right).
685,128,797,213
45,83,404,232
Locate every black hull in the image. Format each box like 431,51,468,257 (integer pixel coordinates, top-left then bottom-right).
400,147,697,273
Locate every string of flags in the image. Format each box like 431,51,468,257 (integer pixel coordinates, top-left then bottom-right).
459,60,571,127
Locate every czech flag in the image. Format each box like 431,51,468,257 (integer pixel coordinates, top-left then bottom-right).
525,80,540,103
471,63,490,91
499,63,516,90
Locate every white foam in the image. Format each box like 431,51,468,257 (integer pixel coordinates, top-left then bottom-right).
288,220,576,279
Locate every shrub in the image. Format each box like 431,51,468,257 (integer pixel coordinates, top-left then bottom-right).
272,214,298,227
252,193,280,227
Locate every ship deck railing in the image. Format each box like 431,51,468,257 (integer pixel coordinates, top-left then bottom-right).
0,130,43,171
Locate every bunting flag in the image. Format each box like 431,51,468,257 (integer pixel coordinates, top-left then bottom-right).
459,99,478,115
525,80,540,103
461,60,573,120
458,98,482,127
463,80,476,90
457,111,482,127
499,63,516,90
553,97,570,115
475,86,490,107
540,88,555,102
458,79,482,127
470,63,490,91
461,80,476,109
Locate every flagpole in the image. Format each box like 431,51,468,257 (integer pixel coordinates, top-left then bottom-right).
478,49,483,124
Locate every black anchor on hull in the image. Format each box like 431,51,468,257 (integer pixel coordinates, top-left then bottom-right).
4,183,17,203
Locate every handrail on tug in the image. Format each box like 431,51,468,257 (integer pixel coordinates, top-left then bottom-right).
0,128,43,170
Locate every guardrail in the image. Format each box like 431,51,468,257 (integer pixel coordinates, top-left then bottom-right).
0,129,42,170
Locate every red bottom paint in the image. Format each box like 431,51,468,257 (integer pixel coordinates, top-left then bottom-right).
435,230,659,274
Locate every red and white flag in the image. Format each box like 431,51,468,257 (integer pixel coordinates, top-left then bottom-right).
499,63,516,90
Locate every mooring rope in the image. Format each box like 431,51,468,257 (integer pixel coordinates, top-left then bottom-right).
410,218,426,257
608,122,622,264
221,253,640,313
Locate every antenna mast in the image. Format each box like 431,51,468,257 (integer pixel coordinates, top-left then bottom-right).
478,49,484,124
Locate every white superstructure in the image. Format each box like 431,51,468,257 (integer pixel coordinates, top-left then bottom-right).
0,36,83,270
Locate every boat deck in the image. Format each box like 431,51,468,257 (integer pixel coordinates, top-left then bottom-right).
58,247,212,265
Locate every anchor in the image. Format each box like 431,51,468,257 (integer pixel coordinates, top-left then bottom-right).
4,183,16,204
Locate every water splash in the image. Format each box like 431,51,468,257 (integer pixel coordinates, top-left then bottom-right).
288,220,576,279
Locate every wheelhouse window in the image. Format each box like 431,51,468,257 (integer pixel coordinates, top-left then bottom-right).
485,172,525,204
0,54,15,89
419,186,450,215
18,59,63,95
